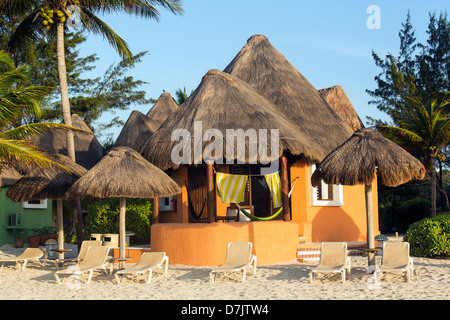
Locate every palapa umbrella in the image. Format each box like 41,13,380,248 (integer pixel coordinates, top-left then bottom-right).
311,128,426,266
6,154,87,260
68,146,181,266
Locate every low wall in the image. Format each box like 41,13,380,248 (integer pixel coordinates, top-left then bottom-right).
150,221,299,266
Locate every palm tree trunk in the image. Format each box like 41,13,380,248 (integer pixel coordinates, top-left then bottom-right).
430,152,437,217
56,22,75,161
56,21,87,245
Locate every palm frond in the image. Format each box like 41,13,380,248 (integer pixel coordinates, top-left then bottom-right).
80,8,133,62
0,122,83,141
0,138,70,172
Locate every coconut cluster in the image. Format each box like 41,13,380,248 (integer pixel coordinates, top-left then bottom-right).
40,5,74,30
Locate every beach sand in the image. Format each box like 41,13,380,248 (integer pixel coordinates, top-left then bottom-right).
0,245,448,301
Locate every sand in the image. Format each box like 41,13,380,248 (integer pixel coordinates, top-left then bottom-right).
0,245,448,301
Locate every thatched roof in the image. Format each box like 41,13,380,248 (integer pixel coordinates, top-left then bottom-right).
223,35,354,161
146,92,179,128
311,128,426,187
318,85,364,132
113,110,160,151
30,114,103,169
140,69,319,170
1,167,22,188
6,154,87,202
68,146,181,199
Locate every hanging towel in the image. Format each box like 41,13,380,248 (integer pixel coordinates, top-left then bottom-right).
216,172,248,204
265,172,282,208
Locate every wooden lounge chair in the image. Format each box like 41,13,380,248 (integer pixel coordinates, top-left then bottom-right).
0,248,47,271
114,252,169,284
52,240,102,269
54,245,111,284
310,242,351,283
209,242,257,283
379,241,414,282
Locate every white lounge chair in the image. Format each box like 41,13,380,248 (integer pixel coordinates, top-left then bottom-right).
54,245,111,284
209,242,257,283
0,248,47,271
379,241,414,282
114,252,169,284
310,242,351,283
52,240,102,269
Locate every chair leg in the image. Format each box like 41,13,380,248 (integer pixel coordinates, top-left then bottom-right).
341,270,346,283
54,273,64,284
86,270,93,284
242,269,246,283
21,260,28,271
147,270,153,284
310,272,315,284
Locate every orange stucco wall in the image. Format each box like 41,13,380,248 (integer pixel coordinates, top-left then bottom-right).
290,156,379,243
150,221,298,266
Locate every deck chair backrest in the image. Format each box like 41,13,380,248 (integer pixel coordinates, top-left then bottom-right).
320,242,347,268
79,246,110,269
78,240,102,260
225,242,252,266
135,252,166,268
382,241,410,268
17,248,44,259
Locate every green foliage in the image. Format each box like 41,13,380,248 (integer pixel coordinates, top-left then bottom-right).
85,198,152,244
404,214,450,258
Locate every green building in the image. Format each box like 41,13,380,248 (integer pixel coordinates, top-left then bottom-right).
0,168,53,246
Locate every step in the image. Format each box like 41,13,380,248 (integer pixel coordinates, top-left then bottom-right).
297,241,366,263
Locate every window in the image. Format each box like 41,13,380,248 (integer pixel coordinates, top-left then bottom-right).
22,199,47,209
310,163,343,206
159,196,173,211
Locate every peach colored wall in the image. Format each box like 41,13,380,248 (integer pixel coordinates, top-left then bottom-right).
150,221,298,266
159,166,188,223
290,156,379,243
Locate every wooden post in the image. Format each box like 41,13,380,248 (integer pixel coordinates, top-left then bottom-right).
152,197,160,224
206,163,215,223
57,199,64,261
365,184,376,266
119,197,126,269
281,152,291,221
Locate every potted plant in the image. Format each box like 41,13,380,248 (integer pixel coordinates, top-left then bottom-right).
39,226,57,246
28,228,41,248
14,230,25,248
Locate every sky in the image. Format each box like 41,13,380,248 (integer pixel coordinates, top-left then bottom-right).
76,0,449,143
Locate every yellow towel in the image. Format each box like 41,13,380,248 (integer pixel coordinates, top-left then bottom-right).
265,172,282,208
216,172,248,203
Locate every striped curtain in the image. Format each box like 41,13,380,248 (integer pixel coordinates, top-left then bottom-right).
216,173,248,204
265,172,282,208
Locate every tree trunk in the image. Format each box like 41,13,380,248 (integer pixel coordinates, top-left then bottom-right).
365,184,376,266
119,197,126,269
430,153,437,217
56,22,87,245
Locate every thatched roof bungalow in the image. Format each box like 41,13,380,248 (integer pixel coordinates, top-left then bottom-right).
114,92,179,151
31,114,103,170
139,35,382,266
318,85,364,132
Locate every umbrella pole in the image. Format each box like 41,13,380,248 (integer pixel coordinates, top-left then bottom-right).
119,197,126,269
365,184,376,267
57,199,64,261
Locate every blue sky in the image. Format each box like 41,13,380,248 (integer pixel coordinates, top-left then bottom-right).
77,0,449,142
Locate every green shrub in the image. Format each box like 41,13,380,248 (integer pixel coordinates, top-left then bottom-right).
404,214,450,258
85,198,152,244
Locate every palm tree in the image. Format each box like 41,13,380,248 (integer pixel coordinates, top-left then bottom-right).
1,0,183,161
378,92,450,217
0,50,70,172
175,86,192,105
1,0,183,242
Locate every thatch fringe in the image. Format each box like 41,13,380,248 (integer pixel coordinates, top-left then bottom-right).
311,128,426,187
6,154,87,202
140,69,319,170
69,146,181,199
